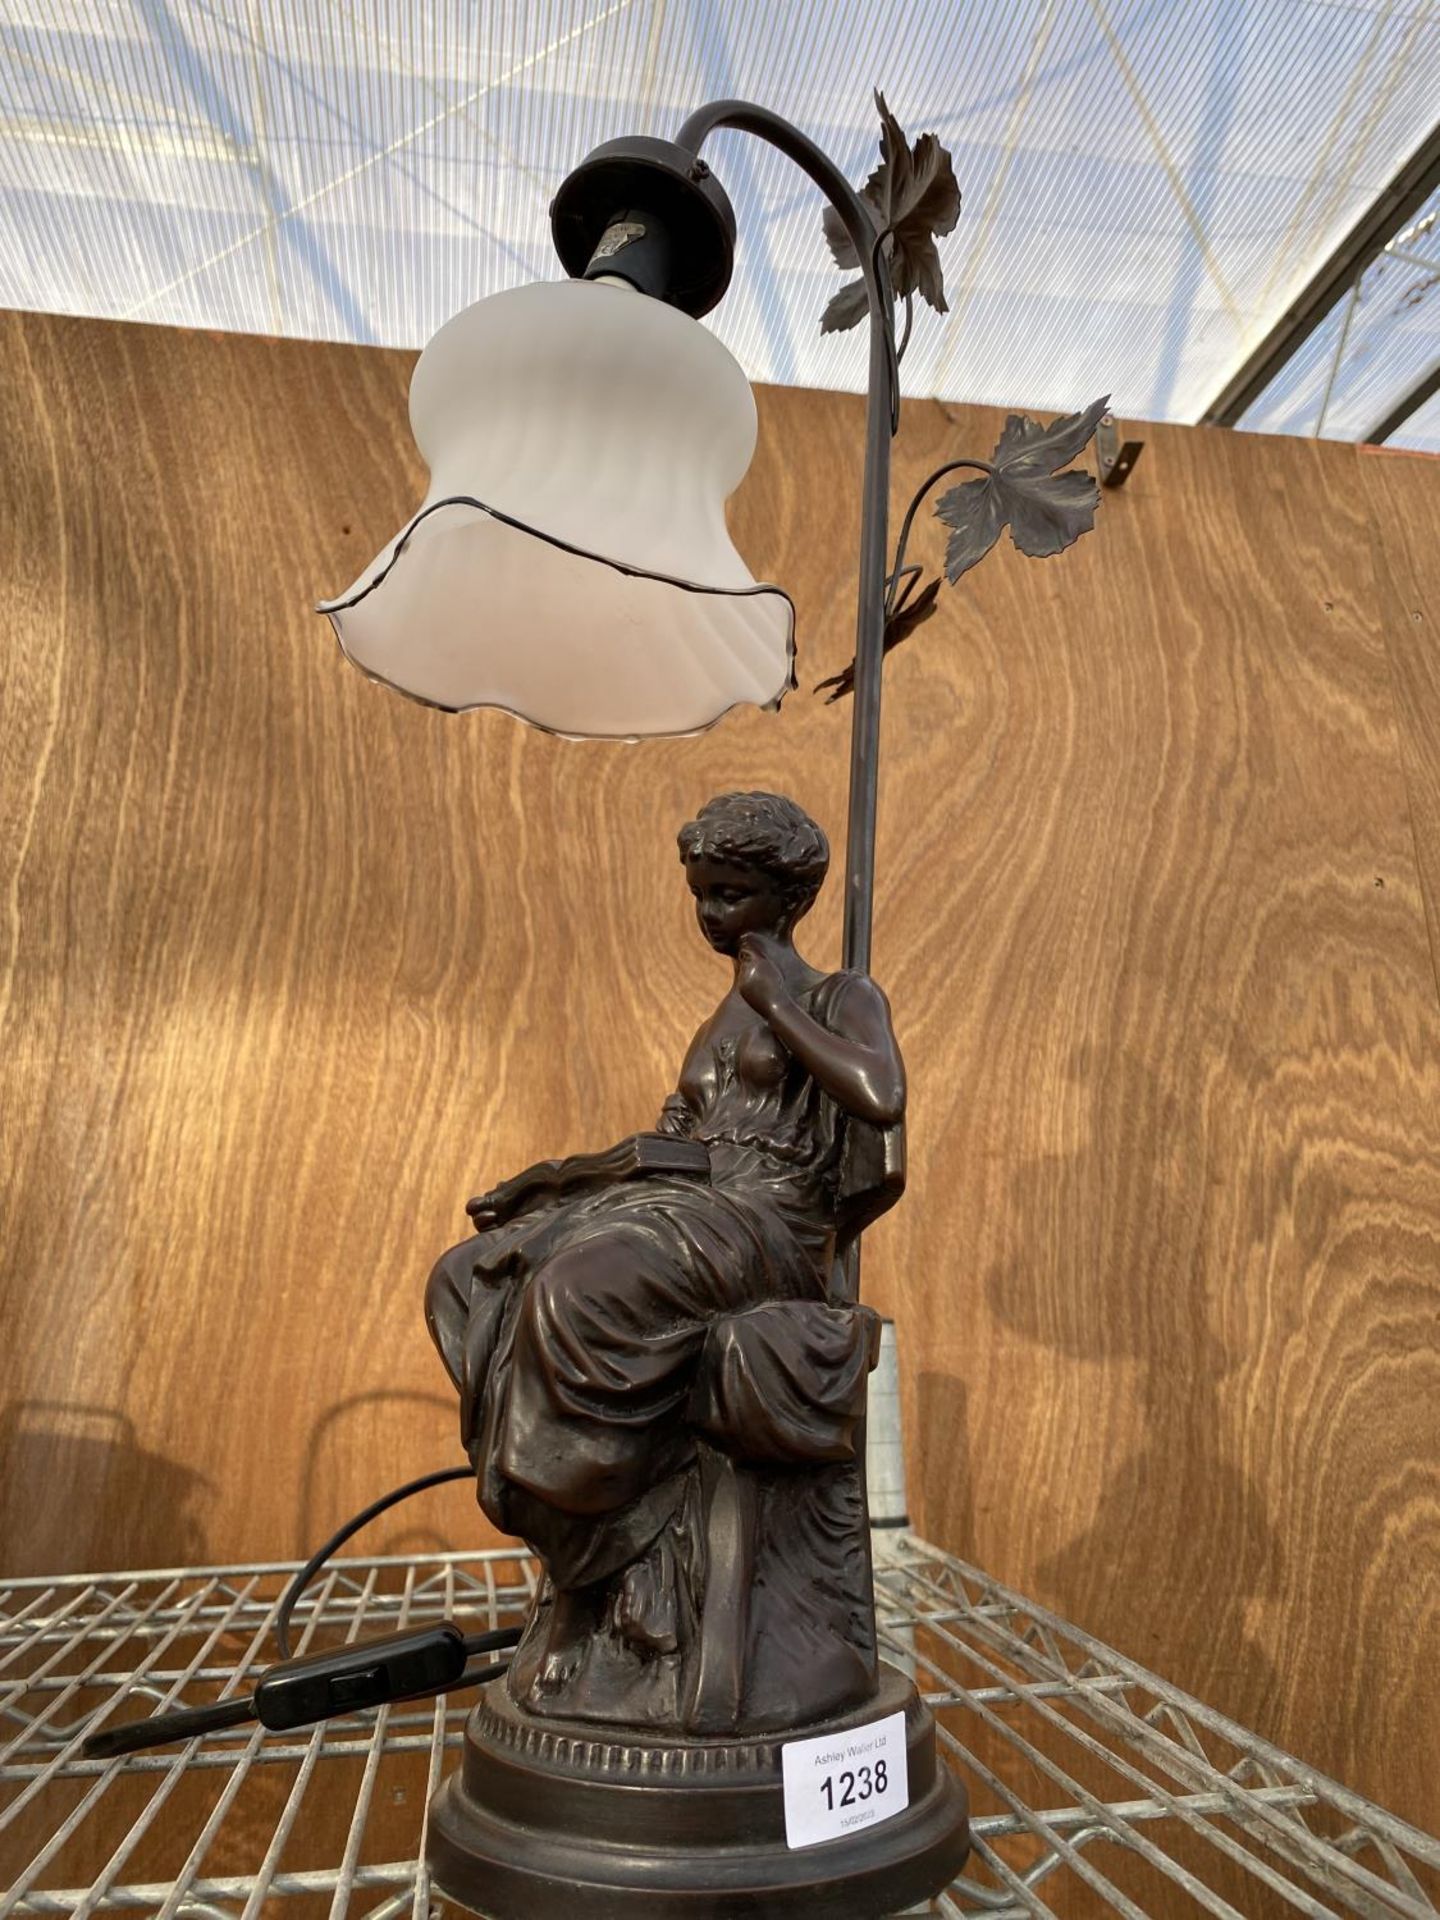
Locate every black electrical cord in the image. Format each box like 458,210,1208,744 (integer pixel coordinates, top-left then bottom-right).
82,1466,523,1761
275,1464,474,1658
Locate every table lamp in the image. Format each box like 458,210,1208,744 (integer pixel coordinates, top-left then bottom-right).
319,90,1105,1919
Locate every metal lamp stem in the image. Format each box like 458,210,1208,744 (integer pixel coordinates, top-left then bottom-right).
673,101,899,979
843,296,896,979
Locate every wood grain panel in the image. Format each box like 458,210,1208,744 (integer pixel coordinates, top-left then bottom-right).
2,310,1439,1844
883,415,1440,1846
1361,444,1440,1005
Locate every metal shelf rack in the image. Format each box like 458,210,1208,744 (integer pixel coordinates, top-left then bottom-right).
2,1535,1436,1917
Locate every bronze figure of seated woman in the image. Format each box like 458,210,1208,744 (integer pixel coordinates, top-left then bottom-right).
425,791,906,1737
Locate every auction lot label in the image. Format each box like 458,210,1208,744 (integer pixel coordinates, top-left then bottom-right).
781,1708,909,1849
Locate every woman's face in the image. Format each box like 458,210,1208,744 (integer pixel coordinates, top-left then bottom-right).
685,855,790,955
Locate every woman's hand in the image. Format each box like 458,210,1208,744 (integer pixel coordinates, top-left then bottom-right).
465,1182,512,1229
735,933,790,1020
748,970,907,1127
656,1092,697,1139
466,1159,559,1228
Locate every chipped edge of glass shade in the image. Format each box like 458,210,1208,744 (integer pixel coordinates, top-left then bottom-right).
317,493,797,743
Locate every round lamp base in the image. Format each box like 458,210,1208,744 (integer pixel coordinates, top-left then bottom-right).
427,1663,969,1919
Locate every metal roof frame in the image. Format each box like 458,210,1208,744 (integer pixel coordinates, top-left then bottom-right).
1199,122,1440,430
1366,355,1440,445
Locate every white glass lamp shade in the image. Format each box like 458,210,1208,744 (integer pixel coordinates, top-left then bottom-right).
319,279,794,739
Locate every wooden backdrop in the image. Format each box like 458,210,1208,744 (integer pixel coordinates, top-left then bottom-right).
2,309,1438,1837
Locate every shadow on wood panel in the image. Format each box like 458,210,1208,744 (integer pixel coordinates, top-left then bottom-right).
982,1041,1284,1716
0,1402,211,1578
296,1385,480,1561
914,1372,978,1563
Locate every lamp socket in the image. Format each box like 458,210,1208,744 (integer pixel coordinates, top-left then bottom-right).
582,209,674,302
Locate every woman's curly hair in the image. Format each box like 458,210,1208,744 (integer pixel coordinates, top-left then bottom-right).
677,792,830,920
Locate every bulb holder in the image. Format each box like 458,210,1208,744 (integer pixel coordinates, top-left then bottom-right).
550,135,736,317
581,208,674,301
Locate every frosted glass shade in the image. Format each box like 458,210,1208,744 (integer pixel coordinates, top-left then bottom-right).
318,278,794,739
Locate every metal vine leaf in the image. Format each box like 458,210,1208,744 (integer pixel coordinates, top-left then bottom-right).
820,91,961,334
936,397,1109,582
815,574,941,704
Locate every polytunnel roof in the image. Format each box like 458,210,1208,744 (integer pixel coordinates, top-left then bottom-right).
1,0,1437,449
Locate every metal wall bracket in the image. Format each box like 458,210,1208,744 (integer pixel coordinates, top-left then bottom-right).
1096,413,1144,488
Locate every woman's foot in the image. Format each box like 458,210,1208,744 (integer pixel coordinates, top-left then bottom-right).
613,1539,679,1655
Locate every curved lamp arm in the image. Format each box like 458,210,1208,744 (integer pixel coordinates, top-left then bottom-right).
673,100,900,428
675,100,900,981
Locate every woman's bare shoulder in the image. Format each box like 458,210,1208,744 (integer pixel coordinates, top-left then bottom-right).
812,968,896,1031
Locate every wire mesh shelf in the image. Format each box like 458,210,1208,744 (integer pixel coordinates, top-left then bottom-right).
1,1534,1435,1917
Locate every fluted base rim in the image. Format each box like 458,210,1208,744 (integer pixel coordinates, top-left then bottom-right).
427,1664,970,1919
